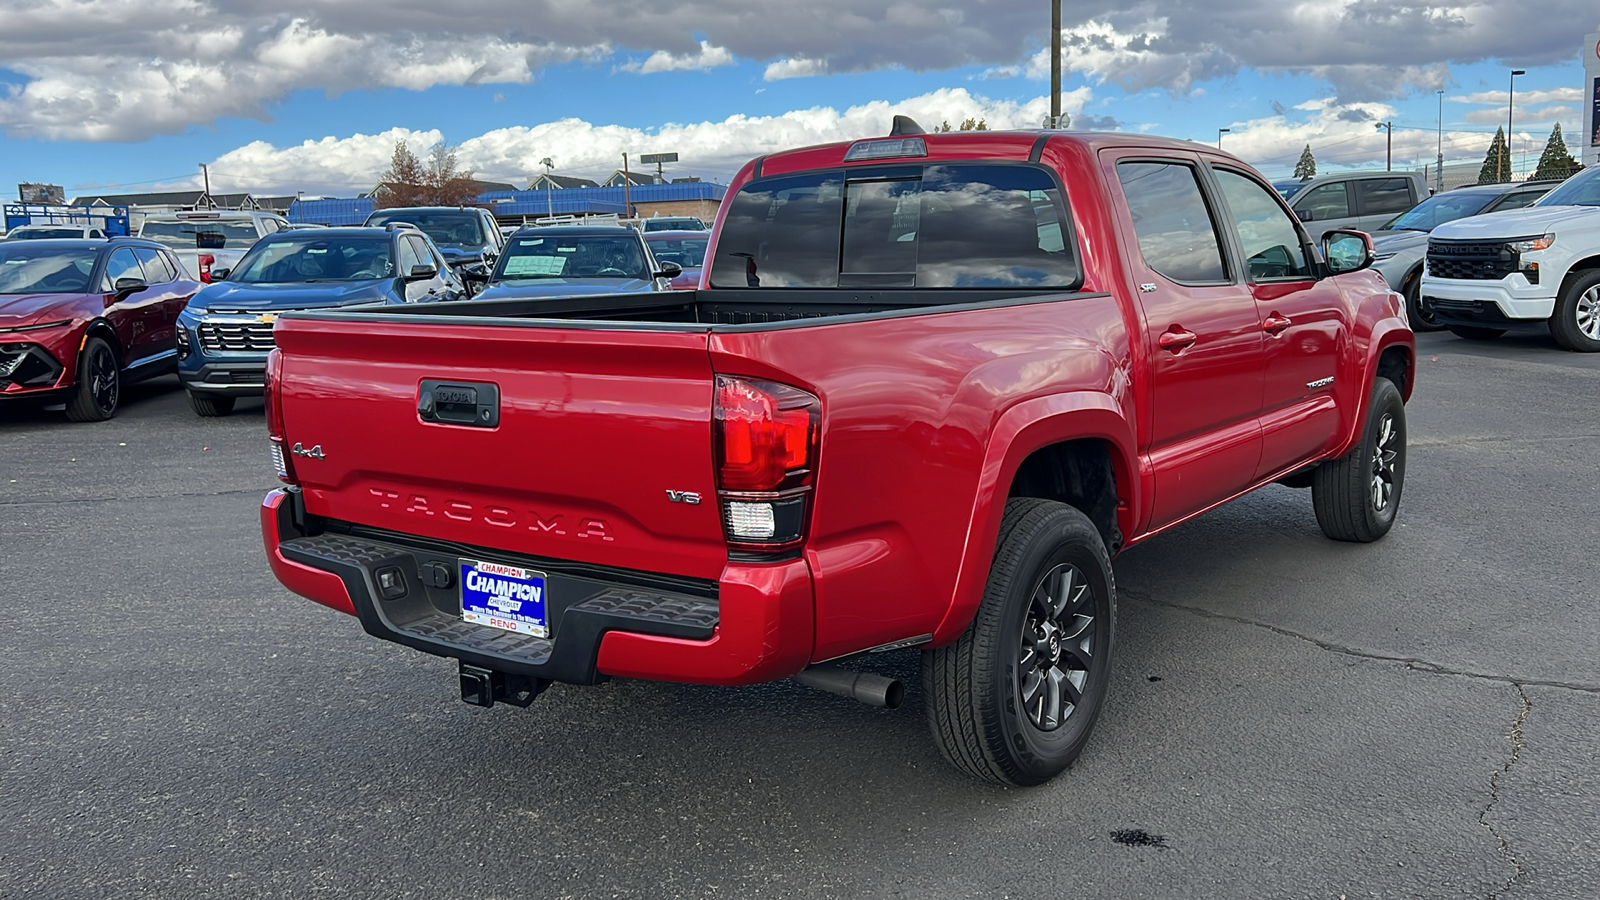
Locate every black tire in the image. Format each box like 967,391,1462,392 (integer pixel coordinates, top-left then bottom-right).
65,336,120,422
1311,377,1406,542
1547,270,1600,352
1446,325,1506,341
187,391,236,417
923,498,1116,786
1403,272,1445,332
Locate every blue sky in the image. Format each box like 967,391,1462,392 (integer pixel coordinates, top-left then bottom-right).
1,4,1596,199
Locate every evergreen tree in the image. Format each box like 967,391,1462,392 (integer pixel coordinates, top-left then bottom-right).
1533,123,1580,182
1293,144,1317,180
957,117,988,131
1477,127,1512,184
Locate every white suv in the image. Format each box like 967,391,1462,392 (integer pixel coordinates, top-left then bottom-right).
1421,167,1600,351
139,210,289,283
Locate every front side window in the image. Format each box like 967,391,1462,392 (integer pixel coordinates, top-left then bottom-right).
1296,183,1351,220
1357,178,1414,216
102,248,144,290
1214,169,1311,280
1116,161,1228,284
1489,190,1548,213
709,165,1077,289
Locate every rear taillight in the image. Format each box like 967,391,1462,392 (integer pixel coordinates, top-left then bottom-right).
197,253,214,283
265,348,295,484
713,375,819,550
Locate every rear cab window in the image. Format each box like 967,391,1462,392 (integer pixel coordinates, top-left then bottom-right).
709,164,1079,289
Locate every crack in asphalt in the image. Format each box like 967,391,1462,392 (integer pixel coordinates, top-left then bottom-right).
1480,685,1531,900
1122,590,1600,695
0,487,273,507
1410,433,1600,448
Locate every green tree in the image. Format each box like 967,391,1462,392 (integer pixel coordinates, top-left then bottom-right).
1532,123,1580,182
1477,127,1512,184
1293,144,1316,180
958,117,988,131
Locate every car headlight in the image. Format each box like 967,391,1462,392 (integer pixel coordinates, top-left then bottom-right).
1508,233,1554,253
0,318,72,334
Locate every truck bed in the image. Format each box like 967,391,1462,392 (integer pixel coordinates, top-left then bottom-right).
286,287,1089,329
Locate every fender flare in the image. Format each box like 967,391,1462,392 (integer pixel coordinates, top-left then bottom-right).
1335,320,1414,457
931,391,1138,646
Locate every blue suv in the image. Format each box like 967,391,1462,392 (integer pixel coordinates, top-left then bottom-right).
176,225,464,416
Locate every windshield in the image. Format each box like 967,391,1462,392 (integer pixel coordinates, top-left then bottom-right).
496,234,647,280
0,244,98,293
7,227,86,240
228,236,395,283
1533,168,1600,208
1379,191,1496,232
643,217,706,232
1272,180,1302,200
141,220,259,250
644,235,708,267
366,211,484,246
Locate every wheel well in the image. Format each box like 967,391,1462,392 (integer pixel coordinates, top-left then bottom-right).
1008,439,1122,553
1377,345,1411,398
1560,257,1600,293
82,321,122,366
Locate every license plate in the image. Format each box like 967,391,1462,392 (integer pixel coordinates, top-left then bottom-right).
460,559,548,637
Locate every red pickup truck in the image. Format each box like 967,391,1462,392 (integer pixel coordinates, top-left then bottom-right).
260,123,1414,786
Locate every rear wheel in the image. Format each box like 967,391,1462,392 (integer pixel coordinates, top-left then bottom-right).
65,336,120,422
924,498,1115,786
1547,270,1600,352
1403,272,1444,332
1446,324,1506,341
1312,377,1406,542
187,391,236,417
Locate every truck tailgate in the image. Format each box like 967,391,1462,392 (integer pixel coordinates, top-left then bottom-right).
273,317,727,580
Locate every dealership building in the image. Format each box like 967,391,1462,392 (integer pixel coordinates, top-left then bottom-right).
1586,25,1600,168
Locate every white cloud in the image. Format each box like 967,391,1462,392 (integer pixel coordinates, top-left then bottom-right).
188,87,1093,195
1452,87,1584,105
763,57,830,80
620,41,735,74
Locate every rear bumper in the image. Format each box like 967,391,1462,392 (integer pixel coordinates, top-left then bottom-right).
260,490,814,686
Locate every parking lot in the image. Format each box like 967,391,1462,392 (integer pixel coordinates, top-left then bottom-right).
2,329,1597,898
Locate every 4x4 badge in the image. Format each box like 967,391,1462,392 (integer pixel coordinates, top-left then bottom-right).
291,442,325,460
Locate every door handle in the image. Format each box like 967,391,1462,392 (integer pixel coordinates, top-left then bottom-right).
1263,313,1292,335
1157,328,1197,352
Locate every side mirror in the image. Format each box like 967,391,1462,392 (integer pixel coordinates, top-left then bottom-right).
461,263,491,282
1321,229,1375,275
655,261,683,279
211,267,230,282
113,276,147,298
1295,208,1314,222
404,265,438,282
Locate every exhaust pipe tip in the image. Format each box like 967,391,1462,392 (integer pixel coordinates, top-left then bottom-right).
794,664,904,709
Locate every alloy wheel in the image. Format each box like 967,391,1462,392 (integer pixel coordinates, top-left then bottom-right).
1576,285,1600,341
1017,563,1096,731
89,345,118,416
1370,412,1398,512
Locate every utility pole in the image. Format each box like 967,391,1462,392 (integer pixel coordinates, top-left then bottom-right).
1506,69,1525,181
1049,0,1061,128
198,163,213,209
1375,121,1393,170
1436,90,1445,193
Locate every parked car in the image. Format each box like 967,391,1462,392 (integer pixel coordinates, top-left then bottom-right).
363,207,504,293
139,210,289,283
1421,166,1600,350
1371,181,1553,330
640,215,709,232
0,238,198,420
5,225,108,240
642,229,708,290
475,226,680,300
259,125,1413,787
1279,171,1429,238
176,226,464,416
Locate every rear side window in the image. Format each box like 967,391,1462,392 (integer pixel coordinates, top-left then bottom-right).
1357,178,1414,216
709,165,1077,289
132,247,176,283
1116,161,1228,284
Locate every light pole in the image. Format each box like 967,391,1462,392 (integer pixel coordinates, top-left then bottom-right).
1506,68,1525,182
1049,0,1061,129
1436,90,1445,193
1375,121,1393,170
539,157,554,218
1217,127,1230,149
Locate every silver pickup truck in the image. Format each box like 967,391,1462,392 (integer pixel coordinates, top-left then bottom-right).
138,210,289,283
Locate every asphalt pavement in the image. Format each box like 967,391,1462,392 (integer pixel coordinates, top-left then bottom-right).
2,330,1596,899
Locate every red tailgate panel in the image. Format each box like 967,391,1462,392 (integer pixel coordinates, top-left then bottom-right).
274,318,728,580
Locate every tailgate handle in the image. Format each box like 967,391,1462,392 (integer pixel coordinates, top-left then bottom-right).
418,380,500,428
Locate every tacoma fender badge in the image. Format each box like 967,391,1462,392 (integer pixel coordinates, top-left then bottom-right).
1139,283,1158,293
290,442,326,460
665,490,701,505
1306,376,1334,389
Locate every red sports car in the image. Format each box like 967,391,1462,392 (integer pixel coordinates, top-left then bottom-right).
642,230,709,290
0,238,199,421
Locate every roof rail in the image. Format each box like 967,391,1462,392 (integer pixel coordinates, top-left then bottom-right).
889,115,926,136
